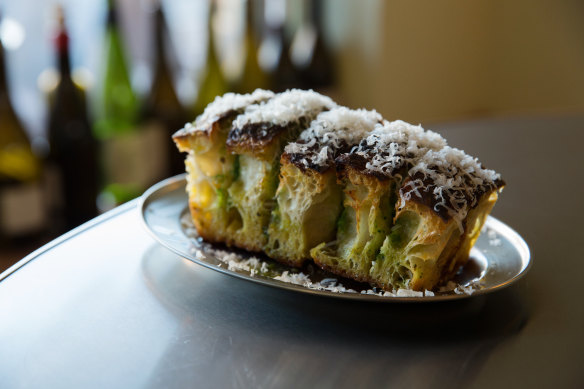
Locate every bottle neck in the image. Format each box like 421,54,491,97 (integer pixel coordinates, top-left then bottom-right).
106,0,121,42
55,31,72,76
153,8,165,73
309,0,322,27
107,0,118,27
246,0,255,37
207,4,218,62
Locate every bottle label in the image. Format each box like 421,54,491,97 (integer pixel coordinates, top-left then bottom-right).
0,182,46,236
101,122,169,189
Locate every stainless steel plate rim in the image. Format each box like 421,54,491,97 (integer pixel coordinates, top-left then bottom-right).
139,175,531,303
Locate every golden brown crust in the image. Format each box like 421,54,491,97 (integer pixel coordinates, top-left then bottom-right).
173,120,220,152
394,201,454,290
443,189,499,280
189,200,255,250
311,256,373,284
173,111,240,153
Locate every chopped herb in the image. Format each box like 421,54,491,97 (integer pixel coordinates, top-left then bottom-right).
336,209,348,233
216,188,227,208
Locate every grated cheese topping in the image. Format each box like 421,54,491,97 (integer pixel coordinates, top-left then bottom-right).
349,120,502,230
284,107,382,170
233,89,337,128
194,89,275,128
359,120,447,175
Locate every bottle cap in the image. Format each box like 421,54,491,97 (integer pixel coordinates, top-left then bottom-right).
54,5,69,52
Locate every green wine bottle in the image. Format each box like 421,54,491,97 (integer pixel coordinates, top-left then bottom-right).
93,0,138,141
93,0,157,211
46,6,98,233
192,0,228,118
0,13,45,242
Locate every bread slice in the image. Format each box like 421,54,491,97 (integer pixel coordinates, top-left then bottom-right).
222,89,336,252
265,107,383,266
311,121,504,291
173,90,274,245
371,179,499,291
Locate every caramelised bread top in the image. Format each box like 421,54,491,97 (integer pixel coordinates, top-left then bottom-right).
227,89,336,156
283,107,382,172
338,120,504,226
173,89,503,227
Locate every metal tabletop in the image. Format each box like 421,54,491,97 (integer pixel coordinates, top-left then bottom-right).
1,115,583,389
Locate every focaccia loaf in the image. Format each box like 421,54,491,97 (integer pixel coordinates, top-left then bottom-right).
173,90,504,291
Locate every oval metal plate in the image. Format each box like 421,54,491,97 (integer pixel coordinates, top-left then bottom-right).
139,175,531,302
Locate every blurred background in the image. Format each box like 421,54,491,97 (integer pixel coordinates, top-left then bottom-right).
1,0,583,271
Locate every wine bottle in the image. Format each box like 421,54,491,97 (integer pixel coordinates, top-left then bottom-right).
234,0,268,94
290,0,334,90
192,0,228,117
0,13,45,242
93,0,158,211
46,6,99,233
139,4,187,177
258,0,297,92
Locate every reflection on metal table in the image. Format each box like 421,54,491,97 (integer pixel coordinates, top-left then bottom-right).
1,115,582,388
